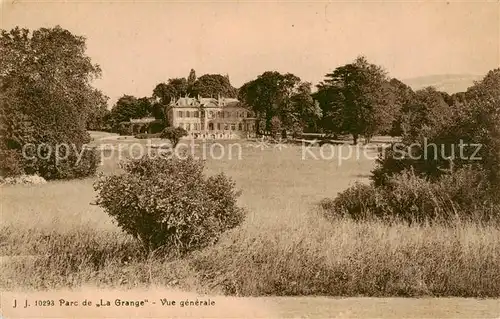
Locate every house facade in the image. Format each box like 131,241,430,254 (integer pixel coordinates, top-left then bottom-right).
167,96,257,139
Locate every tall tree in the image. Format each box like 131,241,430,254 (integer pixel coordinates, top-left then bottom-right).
316,56,394,144
459,69,500,188
153,77,188,105
239,71,320,134
187,68,197,90
1,26,104,143
86,91,110,131
386,78,416,136
313,82,344,136
289,82,322,133
399,87,454,143
0,26,103,178
107,95,150,129
190,74,237,98
152,77,188,125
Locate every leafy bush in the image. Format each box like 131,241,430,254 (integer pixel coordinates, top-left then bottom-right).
324,168,499,224
383,168,498,224
0,174,46,185
149,122,165,134
160,127,188,147
47,146,99,180
117,125,133,136
0,149,24,177
321,183,385,221
5,140,100,180
94,155,246,256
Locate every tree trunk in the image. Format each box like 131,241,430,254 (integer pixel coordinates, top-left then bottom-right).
353,133,359,145
281,129,287,139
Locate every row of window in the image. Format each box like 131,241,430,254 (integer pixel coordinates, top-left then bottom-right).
177,110,250,119
178,122,254,131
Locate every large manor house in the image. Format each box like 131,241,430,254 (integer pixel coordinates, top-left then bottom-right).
167,96,257,139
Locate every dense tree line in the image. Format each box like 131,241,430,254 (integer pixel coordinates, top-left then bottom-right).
2,25,498,183
1,26,103,179
325,68,500,225
374,69,500,187
70,52,500,152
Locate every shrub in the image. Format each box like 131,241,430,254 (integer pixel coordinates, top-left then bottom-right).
55,147,99,179
321,183,385,221
160,127,188,147
0,174,47,185
149,122,165,134
382,169,494,224
0,121,100,180
0,149,24,177
117,125,133,136
17,144,100,180
94,155,246,256
324,168,500,225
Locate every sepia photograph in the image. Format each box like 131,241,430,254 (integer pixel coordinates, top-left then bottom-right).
1,0,499,318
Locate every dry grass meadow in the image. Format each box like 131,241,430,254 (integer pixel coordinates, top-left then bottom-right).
1,132,500,316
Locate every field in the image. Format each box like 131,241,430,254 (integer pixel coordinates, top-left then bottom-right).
1,132,500,317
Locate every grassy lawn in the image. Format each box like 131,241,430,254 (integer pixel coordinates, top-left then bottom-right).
1,133,499,301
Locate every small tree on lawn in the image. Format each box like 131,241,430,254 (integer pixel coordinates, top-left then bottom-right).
161,127,187,147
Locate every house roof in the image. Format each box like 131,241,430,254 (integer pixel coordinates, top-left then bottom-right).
175,97,199,107
171,96,243,108
221,98,240,107
129,117,161,124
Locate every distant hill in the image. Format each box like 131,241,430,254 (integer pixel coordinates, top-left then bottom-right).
402,74,483,94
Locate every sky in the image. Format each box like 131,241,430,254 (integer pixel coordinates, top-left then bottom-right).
1,0,499,105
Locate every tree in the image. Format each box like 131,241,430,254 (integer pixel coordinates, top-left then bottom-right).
187,68,197,90
372,69,500,191
161,127,188,148
459,69,500,189
399,87,454,143
313,83,344,137
152,78,189,125
86,92,110,131
239,71,319,134
153,78,188,105
290,82,322,133
386,78,416,136
190,74,237,98
0,26,101,179
149,101,166,121
316,56,394,144
269,116,282,138
107,95,150,129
